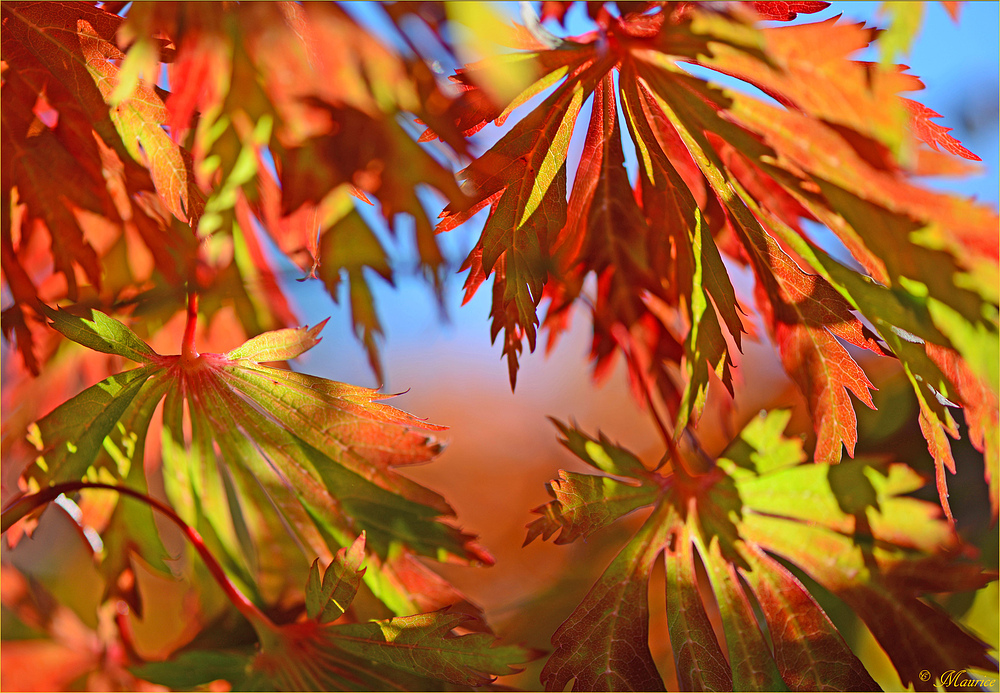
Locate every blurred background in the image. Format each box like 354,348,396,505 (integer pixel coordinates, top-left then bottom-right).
290,2,1000,688
2,2,997,690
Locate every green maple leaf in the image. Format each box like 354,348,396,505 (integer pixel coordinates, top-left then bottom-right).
26,307,488,615
528,411,997,691
305,532,367,624
132,531,534,691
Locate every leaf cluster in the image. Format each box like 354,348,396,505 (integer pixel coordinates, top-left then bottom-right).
1,1,997,691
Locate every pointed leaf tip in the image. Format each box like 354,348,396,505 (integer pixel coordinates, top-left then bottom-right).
306,532,367,623
44,306,158,363
225,320,329,362
904,98,982,161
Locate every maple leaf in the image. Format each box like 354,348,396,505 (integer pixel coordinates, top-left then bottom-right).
77,19,204,227
751,2,831,21
0,1,207,374
2,482,532,692
1,2,201,226
431,5,997,513
130,531,535,691
291,535,534,689
305,533,368,624
527,412,997,691
434,18,754,409
5,0,469,388
631,33,996,506
903,98,982,161
23,306,489,614
3,3,998,691
110,2,473,383
746,232,884,464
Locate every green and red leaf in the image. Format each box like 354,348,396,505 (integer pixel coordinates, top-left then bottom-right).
530,412,996,690
24,310,486,619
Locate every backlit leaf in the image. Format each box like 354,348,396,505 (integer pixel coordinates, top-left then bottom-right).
529,412,996,690
540,504,671,692
25,310,486,619
305,532,366,623
433,3,995,499
45,306,158,364
326,609,531,688
903,98,982,161
664,521,733,692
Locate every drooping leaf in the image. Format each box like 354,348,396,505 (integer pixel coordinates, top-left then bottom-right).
77,17,204,226
639,57,994,491
433,2,997,503
1,2,199,368
753,278,879,465
4,3,999,693
2,0,472,387
439,47,603,386
316,210,393,383
925,343,1000,518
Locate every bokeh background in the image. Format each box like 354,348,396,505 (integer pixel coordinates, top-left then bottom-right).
2,2,998,690
291,3,1000,689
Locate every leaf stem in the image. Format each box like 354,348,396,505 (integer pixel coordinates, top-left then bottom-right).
182,291,199,361
642,383,675,455
630,361,686,474
1,482,270,627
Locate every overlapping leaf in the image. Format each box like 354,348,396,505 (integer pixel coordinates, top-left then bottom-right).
1,1,201,372
433,1,997,510
269,532,532,690
25,308,489,614
2,1,474,385
527,411,996,691
628,21,997,499
134,532,534,692
4,3,999,691
113,2,473,382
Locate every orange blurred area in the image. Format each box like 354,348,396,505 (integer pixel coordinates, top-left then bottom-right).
311,293,812,687
1,279,805,688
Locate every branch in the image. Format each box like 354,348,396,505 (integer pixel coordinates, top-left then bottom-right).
182,290,200,361
1,481,270,627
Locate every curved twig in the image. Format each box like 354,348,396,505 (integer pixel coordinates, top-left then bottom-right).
1,481,270,627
